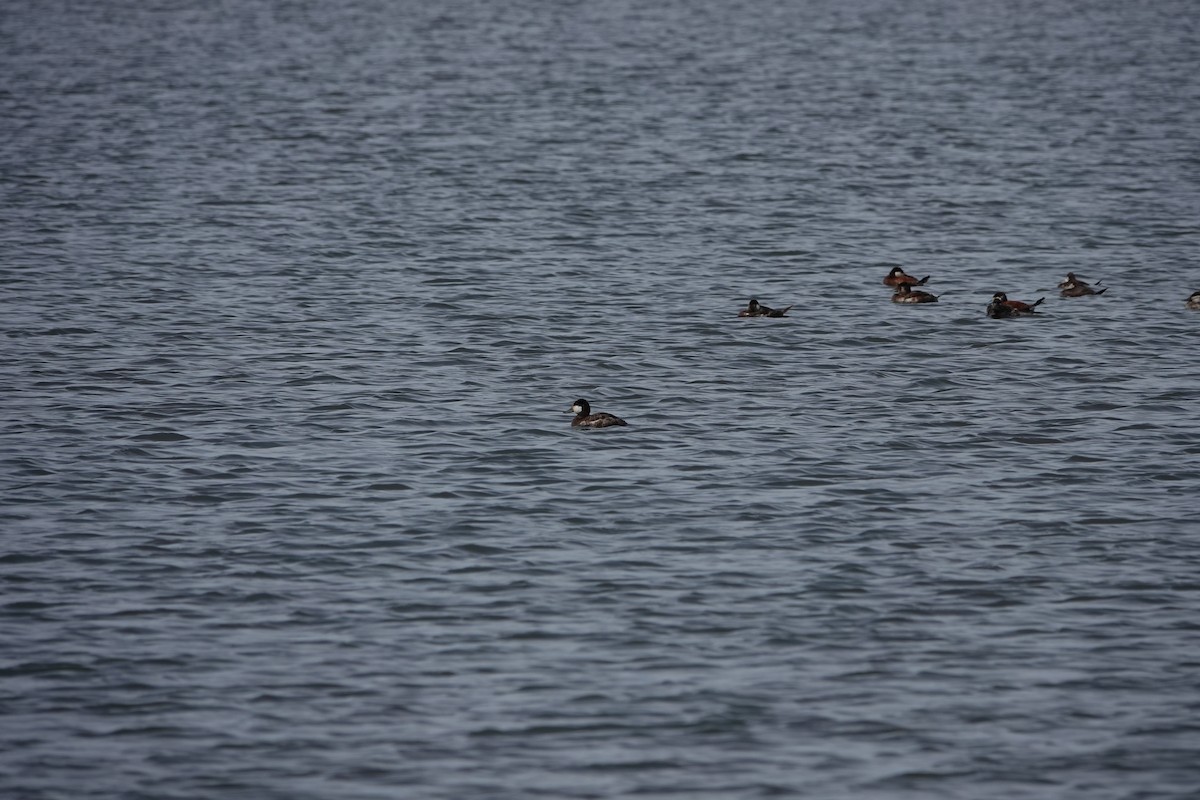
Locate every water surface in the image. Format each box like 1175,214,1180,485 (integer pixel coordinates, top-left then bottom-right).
3,1,1200,798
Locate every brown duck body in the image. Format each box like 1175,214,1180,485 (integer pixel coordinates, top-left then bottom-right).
738,298,792,317
986,298,1019,318
1057,273,1107,296
883,267,930,287
568,398,628,428
991,292,1044,315
1060,281,1107,297
1057,272,1091,288
891,282,939,303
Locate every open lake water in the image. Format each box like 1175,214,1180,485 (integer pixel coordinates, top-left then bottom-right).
3,0,1199,797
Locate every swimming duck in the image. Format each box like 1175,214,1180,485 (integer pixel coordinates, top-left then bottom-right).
567,398,628,428
986,298,1019,318
1059,277,1107,297
891,282,939,304
738,298,793,317
1186,291,1200,310
990,291,1045,315
883,267,930,287
1057,272,1097,289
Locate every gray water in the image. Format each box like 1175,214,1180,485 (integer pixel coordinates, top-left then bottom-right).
3,1,1200,798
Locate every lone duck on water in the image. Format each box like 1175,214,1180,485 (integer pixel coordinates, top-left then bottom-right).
567,398,628,428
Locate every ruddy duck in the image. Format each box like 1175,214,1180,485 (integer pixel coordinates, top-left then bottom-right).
1057,272,1096,289
891,282,939,304
1186,291,1200,310
567,398,628,428
883,267,930,287
986,298,1019,318
1059,277,1107,297
738,298,792,317
990,291,1044,315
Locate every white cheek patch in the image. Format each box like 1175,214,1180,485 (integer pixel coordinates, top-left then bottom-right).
572,404,583,413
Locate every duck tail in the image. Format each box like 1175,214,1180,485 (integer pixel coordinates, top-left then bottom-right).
1031,297,1045,308
778,305,794,316
916,275,930,285
1094,287,1108,295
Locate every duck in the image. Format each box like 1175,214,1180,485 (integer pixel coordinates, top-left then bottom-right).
1186,291,1200,310
891,282,939,304
990,291,1045,315
1057,272,1097,289
567,398,628,428
883,267,930,287
986,297,1019,318
1059,276,1107,297
738,298,793,317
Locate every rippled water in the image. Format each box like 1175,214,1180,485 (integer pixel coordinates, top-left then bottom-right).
4,1,1200,798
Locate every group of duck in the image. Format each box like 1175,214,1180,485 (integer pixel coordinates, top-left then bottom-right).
982,270,1107,318
567,270,1200,428
876,266,1110,316
743,267,1200,319
879,267,1111,312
